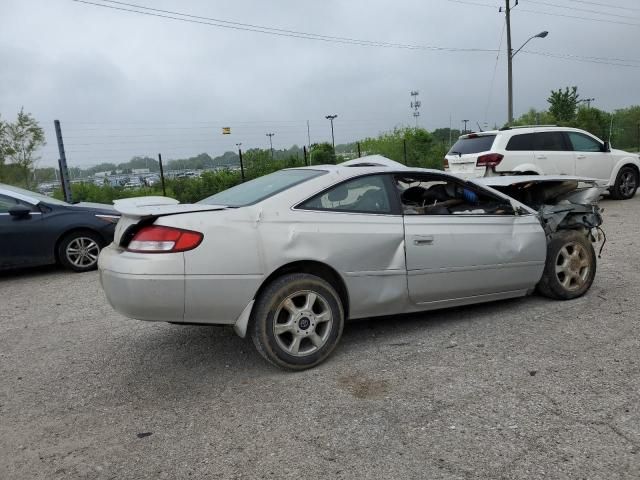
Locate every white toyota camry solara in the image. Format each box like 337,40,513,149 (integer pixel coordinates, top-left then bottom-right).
99,156,605,370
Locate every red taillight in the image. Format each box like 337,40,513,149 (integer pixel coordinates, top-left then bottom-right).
127,225,203,253
443,158,449,169
476,153,504,168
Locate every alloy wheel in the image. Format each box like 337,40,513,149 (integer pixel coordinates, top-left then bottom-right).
620,170,637,198
66,237,100,268
555,242,591,292
272,290,333,357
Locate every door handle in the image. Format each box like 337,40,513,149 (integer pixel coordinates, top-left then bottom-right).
414,236,434,246
576,154,586,159
536,155,547,160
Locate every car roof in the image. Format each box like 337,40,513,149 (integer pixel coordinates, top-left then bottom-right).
457,126,596,139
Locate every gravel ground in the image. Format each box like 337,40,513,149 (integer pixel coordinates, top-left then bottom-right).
1,196,639,480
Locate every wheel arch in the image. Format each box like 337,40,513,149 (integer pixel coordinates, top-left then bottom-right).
609,158,640,186
254,260,350,318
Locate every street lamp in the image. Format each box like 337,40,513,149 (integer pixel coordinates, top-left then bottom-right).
325,115,338,152
508,30,548,124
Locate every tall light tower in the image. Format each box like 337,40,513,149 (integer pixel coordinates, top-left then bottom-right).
410,91,421,127
266,133,275,160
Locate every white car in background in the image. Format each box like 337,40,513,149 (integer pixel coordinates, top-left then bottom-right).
445,126,640,200
99,156,605,370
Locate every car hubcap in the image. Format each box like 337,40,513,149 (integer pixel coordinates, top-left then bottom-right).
620,171,637,197
66,237,100,268
273,290,333,357
555,242,590,291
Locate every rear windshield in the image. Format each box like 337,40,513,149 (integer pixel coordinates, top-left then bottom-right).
448,135,496,155
198,169,325,207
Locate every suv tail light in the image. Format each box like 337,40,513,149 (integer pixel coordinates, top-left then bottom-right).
127,225,203,253
443,157,449,169
476,153,504,168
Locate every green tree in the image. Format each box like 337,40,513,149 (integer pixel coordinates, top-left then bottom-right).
511,108,555,127
2,108,46,187
547,86,580,124
575,107,611,141
309,142,336,165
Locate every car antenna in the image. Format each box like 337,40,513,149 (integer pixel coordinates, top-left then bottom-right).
476,121,484,132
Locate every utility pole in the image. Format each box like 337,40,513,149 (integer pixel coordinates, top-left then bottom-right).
236,143,245,181
54,120,73,203
325,115,337,154
266,133,275,160
306,120,311,154
410,91,421,127
157,153,166,196
462,119,469,134
505,0,514,125
637,122,639,153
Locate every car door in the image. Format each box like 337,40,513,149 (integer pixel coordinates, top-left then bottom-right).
567,131,613,182
533,131,574,175
291,173,407,319
395,173,546,305
0,194,46,268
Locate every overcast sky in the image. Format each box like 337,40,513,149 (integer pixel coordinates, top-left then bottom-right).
1,0,639,168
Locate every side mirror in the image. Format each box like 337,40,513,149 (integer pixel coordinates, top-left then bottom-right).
603,141,611,152
8,205,32,218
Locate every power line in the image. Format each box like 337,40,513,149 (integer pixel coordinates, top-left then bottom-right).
523,50,640,68
484,19,506,123
526,0,640,21
560,0,640,13
518,6,640,27
71,0,499,53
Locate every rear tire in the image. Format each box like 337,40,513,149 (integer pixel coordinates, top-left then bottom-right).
57,231,103,272
536,230,596,300
250,273,344,370
609,165,638,200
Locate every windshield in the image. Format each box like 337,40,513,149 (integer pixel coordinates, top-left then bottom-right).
198,169,325,207
1,183,69,206
448,135,496,155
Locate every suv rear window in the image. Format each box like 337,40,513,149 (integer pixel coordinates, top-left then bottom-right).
448,135,496,155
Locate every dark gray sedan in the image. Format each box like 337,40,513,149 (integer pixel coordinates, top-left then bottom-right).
0,183,119,271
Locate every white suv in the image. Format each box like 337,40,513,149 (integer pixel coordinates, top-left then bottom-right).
445,126,640,199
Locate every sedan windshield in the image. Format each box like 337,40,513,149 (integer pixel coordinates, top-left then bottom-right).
198,169,325,207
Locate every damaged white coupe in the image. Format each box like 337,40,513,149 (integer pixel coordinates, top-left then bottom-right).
98,156,605,370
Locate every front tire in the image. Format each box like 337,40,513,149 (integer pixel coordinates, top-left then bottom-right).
250,273,345,370
57,231,103,272
610,165,638,200
536,230,596,300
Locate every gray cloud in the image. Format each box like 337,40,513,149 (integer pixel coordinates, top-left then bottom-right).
1,0,638,167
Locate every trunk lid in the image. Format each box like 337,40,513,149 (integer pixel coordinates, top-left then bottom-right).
112,196,227,245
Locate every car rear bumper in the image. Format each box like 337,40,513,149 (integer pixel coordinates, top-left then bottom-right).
98,244,262,325
445,166,486,180
98,243,185,322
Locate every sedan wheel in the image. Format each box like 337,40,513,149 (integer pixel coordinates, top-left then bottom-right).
250,273,344,370
537,230,596,300
58,232,103,272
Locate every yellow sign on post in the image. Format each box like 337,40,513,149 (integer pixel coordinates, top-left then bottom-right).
222,127,231,135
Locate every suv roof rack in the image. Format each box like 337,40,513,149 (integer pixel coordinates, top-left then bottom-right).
500,124,558,131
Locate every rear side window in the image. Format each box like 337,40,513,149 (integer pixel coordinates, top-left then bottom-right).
567,132,602,152
506,133,535,151
448,135,496,155
534,132,569,151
